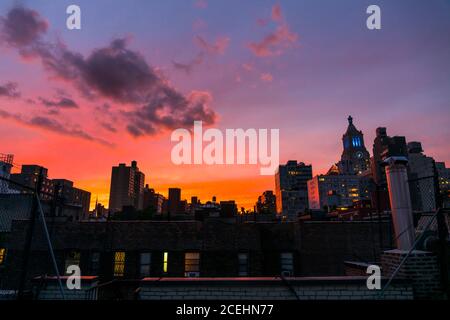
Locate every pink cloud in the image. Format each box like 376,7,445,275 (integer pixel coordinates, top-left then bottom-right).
242,63,253,72
271,4,282,22
260,73,273,82
194,0,208,9
195,35,230,55
248,4,298,57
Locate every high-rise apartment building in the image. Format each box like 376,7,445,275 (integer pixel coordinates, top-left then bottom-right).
307,174,370,211
275,160,312,219
407,142,437,212
53,179,91,220
168,188,182,215
108,161,145,213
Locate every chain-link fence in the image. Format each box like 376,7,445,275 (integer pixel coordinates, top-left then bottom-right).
0,173,65,300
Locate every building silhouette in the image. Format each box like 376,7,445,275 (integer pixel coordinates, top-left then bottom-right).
53,179,91,220
256,190,277,214
337,116,370,175
407,141,438,212
168,187,182,216
10,165,54,200
0,154,14,194
108,161,145,214
275,160,312,219
142,184,164,215
308,174,370,211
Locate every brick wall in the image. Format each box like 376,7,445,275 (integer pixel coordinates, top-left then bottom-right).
1,219,395,292
32,276,98,300
139,277,413,300
344,261,372,276
381,249,444,299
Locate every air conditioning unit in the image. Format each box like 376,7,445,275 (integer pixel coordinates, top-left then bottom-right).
281,270,292,277
185,272,200,278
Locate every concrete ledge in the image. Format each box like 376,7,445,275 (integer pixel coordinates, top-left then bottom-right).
139,276,414,300
141,276,410,286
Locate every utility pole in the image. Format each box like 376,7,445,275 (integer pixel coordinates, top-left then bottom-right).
17,167,44,300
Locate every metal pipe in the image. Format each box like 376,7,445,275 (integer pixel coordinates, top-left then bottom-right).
36,193,66,300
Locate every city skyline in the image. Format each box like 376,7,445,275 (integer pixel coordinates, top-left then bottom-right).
4,114,448,211
0,0,449,210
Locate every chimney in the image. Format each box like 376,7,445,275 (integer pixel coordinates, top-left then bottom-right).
382,156,415,249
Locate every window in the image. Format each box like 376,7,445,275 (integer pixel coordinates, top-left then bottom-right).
64,250,80,274
352,136,361,147
114,251,126,277
184,252,200,276
140,252,152,277
281,252,294,276
0,248,6,265
163,251,169,274
238,253,248,276
90,252,100,275
344,137,350,149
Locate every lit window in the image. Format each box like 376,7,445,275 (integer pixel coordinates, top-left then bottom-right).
140,252,152,277
64,250,81,274
163,252,169,274
238,253,249,276
114,251,126,277
0,248,6,264
184,252,200,276
281,252,294,275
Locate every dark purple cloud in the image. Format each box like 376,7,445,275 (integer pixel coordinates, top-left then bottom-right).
0,6,48,47
172,52,204,74
0,6,218,137
0,82,20,98
0,109,113,147
39,96,79,109
100,121,117,133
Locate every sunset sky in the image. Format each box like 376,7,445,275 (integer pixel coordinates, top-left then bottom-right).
0,0,449,210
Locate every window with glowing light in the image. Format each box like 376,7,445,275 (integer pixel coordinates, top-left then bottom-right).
114,251,126,277
184,252,200,276
0,248,6,265
163,252,169,274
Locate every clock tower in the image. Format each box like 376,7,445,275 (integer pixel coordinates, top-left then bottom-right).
338,116,370,175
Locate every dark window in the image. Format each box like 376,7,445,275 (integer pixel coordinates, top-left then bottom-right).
90,252,100,275
238,253,249,276
281,252,294,275
140,252,151,277
64,250,80,275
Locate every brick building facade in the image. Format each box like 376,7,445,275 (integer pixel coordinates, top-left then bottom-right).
0,219,395,294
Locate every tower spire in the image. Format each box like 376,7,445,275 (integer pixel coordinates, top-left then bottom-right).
348,115,353,125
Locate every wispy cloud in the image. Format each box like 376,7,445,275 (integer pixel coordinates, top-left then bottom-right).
248,4,298,57
0,109,113,147
194,0,208,9
195,35,230,55
260,73,273,82
0,82,20,98
39,96,79,109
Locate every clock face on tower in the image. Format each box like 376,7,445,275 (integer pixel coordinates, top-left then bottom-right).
355,151,364,159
